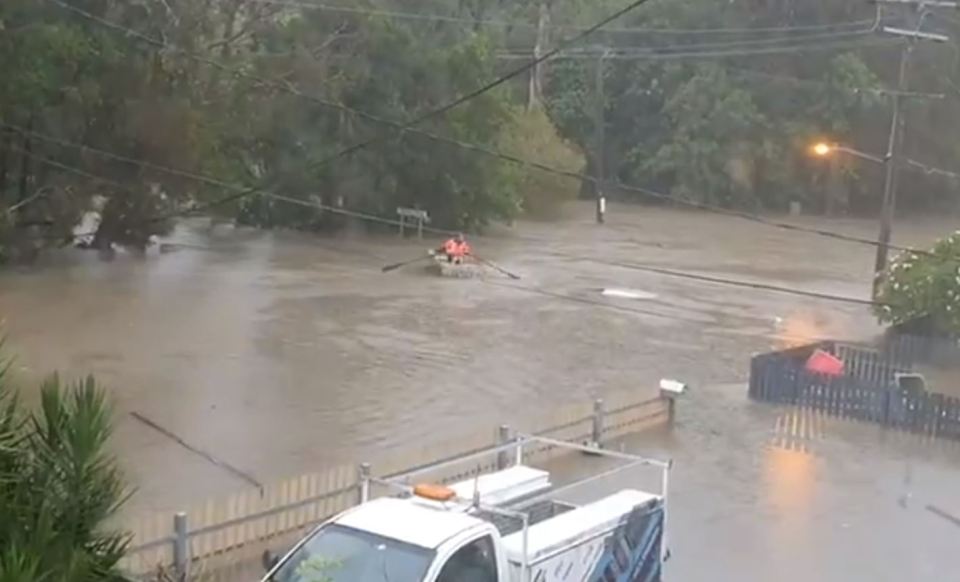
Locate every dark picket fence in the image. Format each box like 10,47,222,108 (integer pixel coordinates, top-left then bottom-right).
749,337,960,441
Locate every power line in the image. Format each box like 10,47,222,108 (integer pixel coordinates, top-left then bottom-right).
4,114,937,260
606,182,929,256
6,139,894,308
0,142,135,196
1,157,870,346
3,120,931,257
38,4,595,188
498,37,901,61
49,0,657,212
247,192,886,307
38,3,892,192
2,127,455,235
596,25,881,52
724,66,943,98
904,157,960,180
495,27,883,58
243,0,877,36
483,281,873,346
42,2,936,257
549,254,881,306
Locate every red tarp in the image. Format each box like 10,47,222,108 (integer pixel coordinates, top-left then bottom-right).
805,349,845,377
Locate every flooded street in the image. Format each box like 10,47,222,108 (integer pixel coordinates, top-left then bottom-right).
637,384,960,581
0,203,954,518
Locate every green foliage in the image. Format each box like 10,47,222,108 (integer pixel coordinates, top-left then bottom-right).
2,0,958,259
226,5,523,231
500,107,584,218
541,0,931,212
875,232,960,335
0,368,130,581
644,65,767,206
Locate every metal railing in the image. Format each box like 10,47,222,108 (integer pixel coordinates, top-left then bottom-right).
121,392,674,579
360,433,671,582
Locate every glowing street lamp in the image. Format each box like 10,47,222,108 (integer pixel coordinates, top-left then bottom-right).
812,142,833,157
809,141,886,164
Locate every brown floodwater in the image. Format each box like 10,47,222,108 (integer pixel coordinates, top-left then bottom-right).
0,204,953,517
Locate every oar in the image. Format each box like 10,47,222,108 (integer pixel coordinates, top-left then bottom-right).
382,254,431,273
475,256,521,280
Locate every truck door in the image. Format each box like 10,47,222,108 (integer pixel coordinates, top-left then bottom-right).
434,535,500,582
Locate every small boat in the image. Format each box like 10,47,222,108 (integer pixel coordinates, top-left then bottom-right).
427,250,484,278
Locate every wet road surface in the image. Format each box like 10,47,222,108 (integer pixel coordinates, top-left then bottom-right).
0,203,955,517
552,384,960,581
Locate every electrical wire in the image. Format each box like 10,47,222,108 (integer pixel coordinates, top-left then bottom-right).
579,26,881,53
259,188,887,307
8,138,889,308
482,280,874,348
37,4,898,193
546,254,881,306
498,37,902,61
724,66,944,99
49,0,657,213
0,143,135,195
2,121,933,257
494,29,885,59
41,2,934,256
241,0,878,36
1,131,455,235
904,157,960,180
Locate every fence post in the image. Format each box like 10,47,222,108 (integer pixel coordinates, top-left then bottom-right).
882,388,892,426
591,399,604,447
173,512,189,581
358,463,371,504
496,425,512,470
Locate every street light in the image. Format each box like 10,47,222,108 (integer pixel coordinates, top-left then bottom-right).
810,142,886,165
812,142,832,157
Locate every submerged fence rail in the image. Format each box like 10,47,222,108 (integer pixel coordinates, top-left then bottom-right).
749,336,960,441
120,391,673,580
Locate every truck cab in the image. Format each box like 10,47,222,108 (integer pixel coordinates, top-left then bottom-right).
262,437,669,582
264,496,507,582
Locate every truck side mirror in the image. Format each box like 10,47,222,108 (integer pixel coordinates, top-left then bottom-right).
262,549,280,572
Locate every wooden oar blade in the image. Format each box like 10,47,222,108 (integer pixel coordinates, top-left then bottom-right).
381,254,431,273
475,256,521,280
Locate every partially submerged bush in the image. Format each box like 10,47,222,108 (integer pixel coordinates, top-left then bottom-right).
875,231,960,335
500,107,585,219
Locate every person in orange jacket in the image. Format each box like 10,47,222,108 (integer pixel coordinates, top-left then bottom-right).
438,233,471,264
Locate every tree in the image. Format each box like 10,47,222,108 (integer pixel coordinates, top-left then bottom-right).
644,64,767,207
499,107,584,218
875,232,960,335
3,0,959,263
0,368,130,580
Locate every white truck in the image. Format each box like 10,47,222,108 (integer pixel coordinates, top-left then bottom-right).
261,435,670,582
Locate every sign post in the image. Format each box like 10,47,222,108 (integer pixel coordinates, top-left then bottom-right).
396,207,430,239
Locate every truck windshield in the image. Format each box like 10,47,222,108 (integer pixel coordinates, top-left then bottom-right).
268,524,434,582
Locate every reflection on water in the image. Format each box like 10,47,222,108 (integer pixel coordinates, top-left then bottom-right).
771,407,826,452
644,384,960,582
764,446,816,515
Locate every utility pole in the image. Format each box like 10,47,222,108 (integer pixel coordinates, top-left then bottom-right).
594,49,607,224
870,1,951,298
528,1,550,110
874,44,909,297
